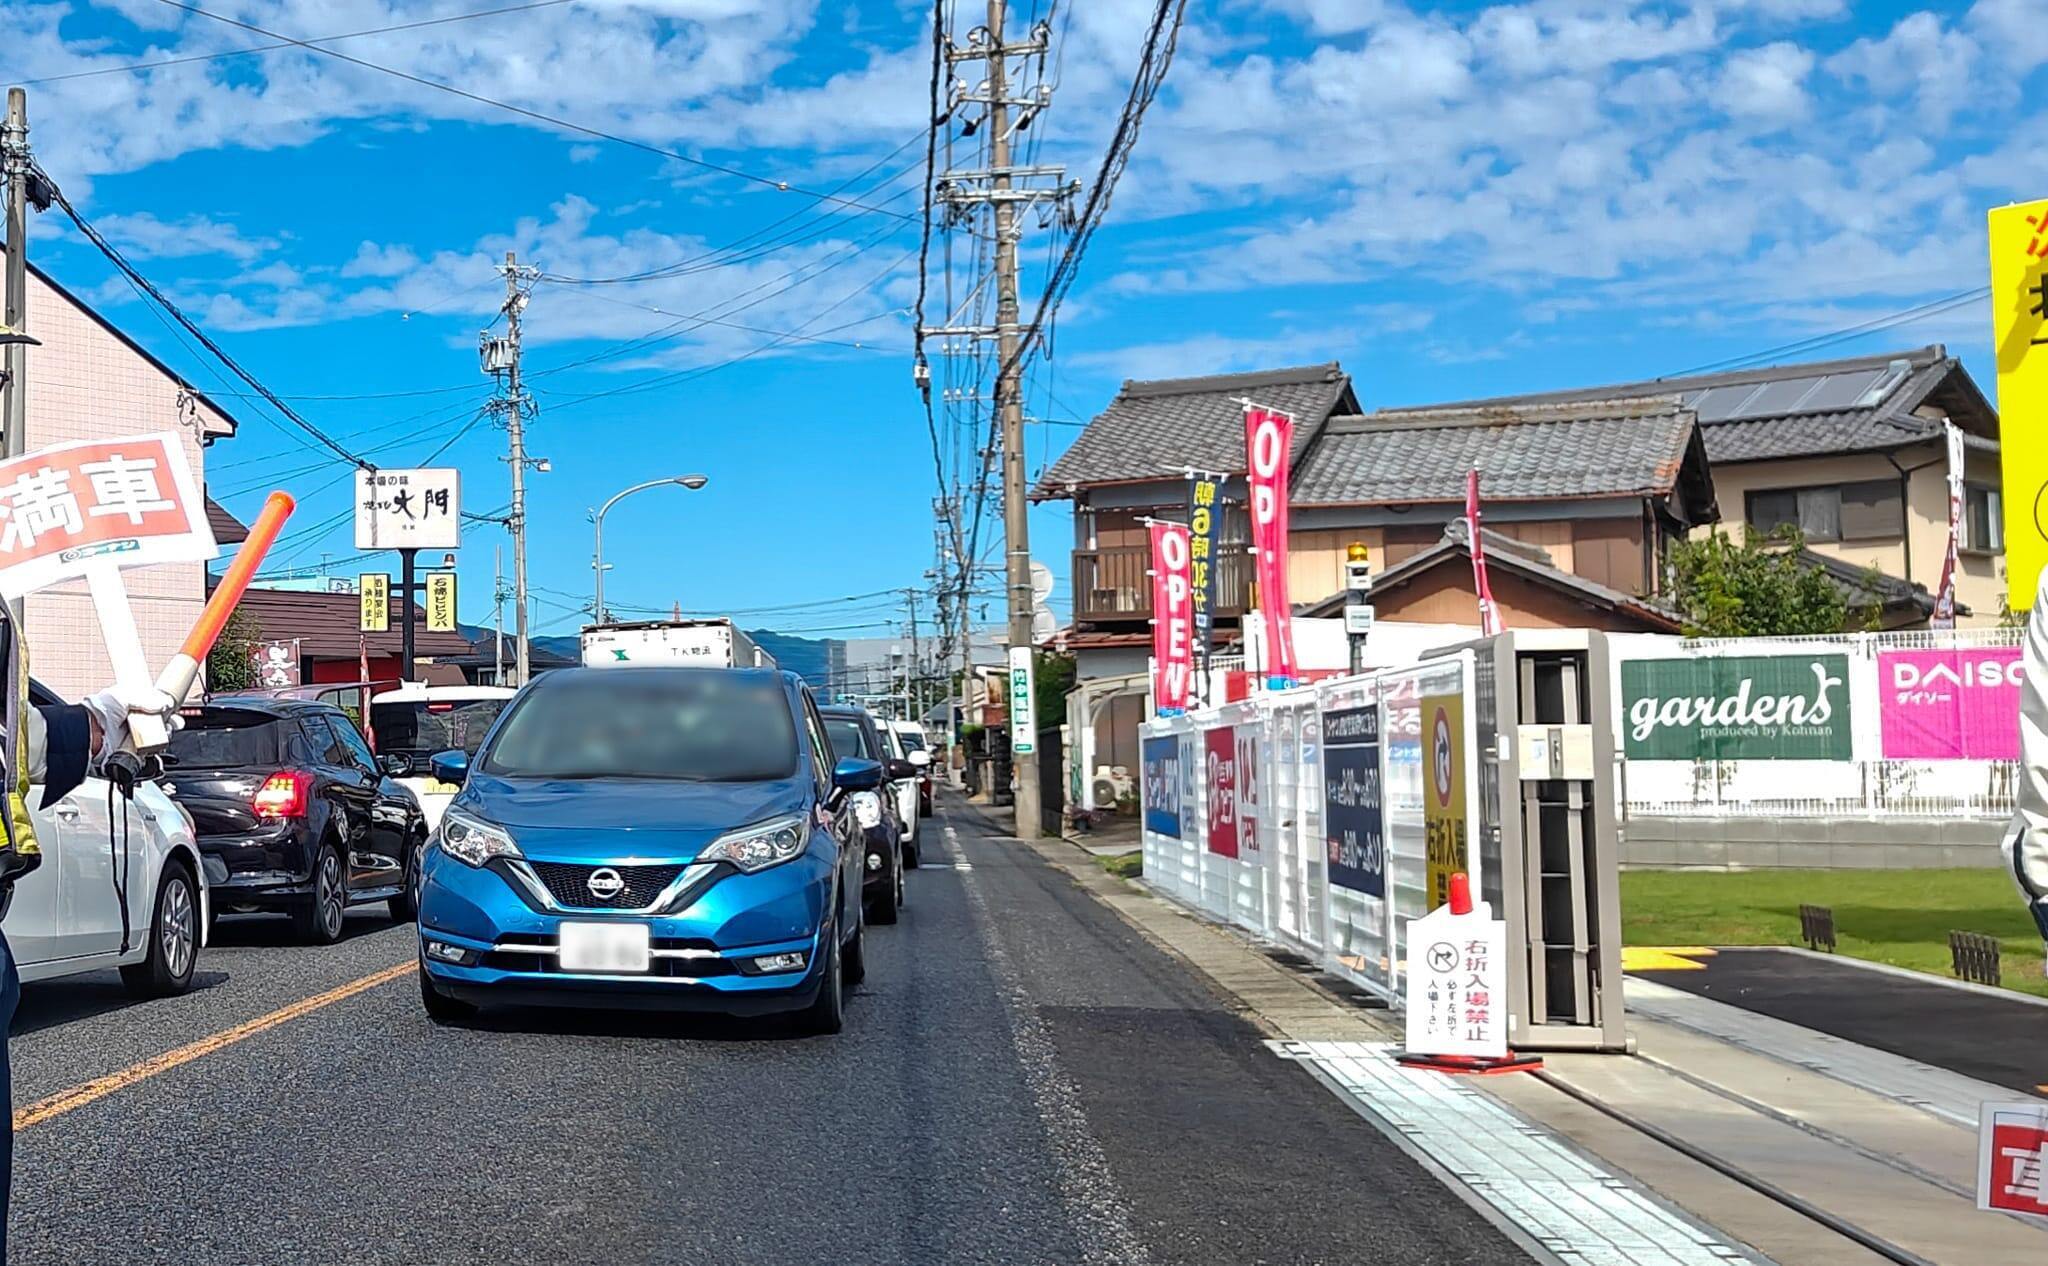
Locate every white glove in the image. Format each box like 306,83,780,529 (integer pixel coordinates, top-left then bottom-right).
84,684,183,762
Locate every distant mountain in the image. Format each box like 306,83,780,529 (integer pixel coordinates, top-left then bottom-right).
455,621,832,684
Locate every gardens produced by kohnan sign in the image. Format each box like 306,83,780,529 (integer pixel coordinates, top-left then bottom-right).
1621,653,1852,761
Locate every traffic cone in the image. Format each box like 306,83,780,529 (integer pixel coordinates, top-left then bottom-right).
1395,872,1543,1076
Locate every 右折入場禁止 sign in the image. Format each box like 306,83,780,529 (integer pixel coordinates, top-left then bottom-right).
1621,653,1852,761
0,432,214,595
1979,1101,2048,1224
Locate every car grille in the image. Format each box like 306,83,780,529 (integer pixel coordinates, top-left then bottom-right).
524,860,686,909
483,934,732,978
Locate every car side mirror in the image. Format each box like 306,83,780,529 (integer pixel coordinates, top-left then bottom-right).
907,749,931,768
429,750,470,786
885,758,916,781
379,754,409,777
832,757,883,793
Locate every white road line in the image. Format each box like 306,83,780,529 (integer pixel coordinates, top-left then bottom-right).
944,823,1155,1266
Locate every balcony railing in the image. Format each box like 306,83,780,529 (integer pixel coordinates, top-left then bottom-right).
1072,545,1252,623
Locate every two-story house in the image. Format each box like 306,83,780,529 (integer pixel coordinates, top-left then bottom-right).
1425,345,2004,623
4,245,242,699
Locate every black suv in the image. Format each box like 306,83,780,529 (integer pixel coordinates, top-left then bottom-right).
818,705,905,925
163,698,428,944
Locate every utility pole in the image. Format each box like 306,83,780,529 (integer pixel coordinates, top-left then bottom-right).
492,545,506,686
934,1,1069,837
3,89,34,631
482,251,537,684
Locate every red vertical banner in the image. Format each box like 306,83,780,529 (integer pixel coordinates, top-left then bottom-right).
1245,405,1298,687
1150,521,1194,713
1205,724,1239,857
1465,468,1505,636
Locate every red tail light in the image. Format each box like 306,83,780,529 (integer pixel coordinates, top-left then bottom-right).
252,770,313,819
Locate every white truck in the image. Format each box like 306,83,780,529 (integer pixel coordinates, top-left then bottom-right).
580,618,778,671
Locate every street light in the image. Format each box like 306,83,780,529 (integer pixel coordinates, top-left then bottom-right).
591,474,709,625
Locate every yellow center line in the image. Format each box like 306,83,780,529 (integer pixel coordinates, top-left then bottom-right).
14,960,417,1132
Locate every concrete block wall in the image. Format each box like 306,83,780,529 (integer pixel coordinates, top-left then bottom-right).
1621,814,2003,871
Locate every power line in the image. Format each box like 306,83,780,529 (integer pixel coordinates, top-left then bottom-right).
35,163,376,469
19,0,576,86
1667,288,1990,378
152,0,918,222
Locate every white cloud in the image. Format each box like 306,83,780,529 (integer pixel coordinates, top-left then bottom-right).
1713,41,1814,126
340,241,420,279
95,212,277,262
1968,0,2048,73
1828,12,1982,126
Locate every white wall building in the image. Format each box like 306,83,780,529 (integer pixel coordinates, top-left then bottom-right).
5,247,238,698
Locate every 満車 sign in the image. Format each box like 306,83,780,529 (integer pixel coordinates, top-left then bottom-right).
1422,692,1467,910
1142,734,1181,838
1403,899,1508,1060
0,432,215,595
1621,653,1852,761
354,467,461,551
1322,703,1385,897
1979,1100,2048,1223
1878,647,2020,761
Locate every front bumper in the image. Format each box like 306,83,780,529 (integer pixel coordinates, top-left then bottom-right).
417,844,835,1015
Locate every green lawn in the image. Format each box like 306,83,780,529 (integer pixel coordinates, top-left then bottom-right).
1621,868,2048,999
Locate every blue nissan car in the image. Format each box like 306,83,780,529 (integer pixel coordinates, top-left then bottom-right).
414,667,880,1035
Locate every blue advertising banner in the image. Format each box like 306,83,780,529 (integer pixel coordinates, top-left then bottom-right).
1142,734,1182,838
1323,704,1385,897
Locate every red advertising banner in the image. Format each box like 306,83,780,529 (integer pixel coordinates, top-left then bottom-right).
1150,521,1194,713
1246,405,1298,686
1205,724,1239,858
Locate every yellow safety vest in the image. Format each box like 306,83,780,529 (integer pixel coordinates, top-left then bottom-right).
1,605,37,862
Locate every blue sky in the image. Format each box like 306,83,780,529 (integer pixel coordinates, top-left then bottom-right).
4,0,2041,638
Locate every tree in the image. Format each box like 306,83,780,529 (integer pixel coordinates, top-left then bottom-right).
206,605,263,693
1033,649,1075,728
1664,528,1858,637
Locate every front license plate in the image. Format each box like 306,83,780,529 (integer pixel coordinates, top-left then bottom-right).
558,921,651,973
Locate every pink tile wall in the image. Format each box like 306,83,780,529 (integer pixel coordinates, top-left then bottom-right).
13,263,236,700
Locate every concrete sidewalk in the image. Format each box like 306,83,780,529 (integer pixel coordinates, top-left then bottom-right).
976,806,2048,1266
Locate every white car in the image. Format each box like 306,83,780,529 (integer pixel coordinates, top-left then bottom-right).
887,719,935,816
367,684,516,829
8,681,208,997
881,725,931,866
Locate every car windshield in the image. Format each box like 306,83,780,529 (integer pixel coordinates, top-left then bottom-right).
480,674,797,781
371,698,510,758
168,710,285,768
823,716,874,762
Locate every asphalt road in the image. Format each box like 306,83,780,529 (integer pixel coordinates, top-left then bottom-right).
6,802,1531,1266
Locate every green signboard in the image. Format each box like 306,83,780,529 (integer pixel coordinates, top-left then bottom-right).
1621,653,1852,761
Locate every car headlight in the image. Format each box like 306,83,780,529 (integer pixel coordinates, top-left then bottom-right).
699,814,809,873
437,808,521,868
851,790,883,830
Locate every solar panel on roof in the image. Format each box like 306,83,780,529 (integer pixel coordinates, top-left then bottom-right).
1691,384,1768,422
1797,369,1886,411
1734,376,1830,418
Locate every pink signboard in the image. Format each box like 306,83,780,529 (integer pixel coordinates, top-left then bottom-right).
1877,648,2021,760
1206,725,1239,859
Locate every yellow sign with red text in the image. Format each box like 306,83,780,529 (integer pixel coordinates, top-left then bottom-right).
1992,200,2048,609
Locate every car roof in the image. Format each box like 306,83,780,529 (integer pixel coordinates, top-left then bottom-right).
370,684,517,704
188,696,337,718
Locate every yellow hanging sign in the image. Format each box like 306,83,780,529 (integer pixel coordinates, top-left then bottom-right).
359,574,390,633
1992,199,2048,609
427,573,458,633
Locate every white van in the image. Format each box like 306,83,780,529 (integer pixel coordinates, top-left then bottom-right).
367,684,517,829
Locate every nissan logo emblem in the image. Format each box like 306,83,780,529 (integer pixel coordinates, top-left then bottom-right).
586,867,626,901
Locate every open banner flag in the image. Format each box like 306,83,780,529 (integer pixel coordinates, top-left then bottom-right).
1245,405,1298,687
1465,468,1505,637
1150,520,1194,713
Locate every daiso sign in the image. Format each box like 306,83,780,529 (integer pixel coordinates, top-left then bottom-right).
1150,520,1194,712
1878,647,2022,761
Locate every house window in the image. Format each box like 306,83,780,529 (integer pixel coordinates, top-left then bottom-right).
1746,480,1902,544
1964,484,2003,553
